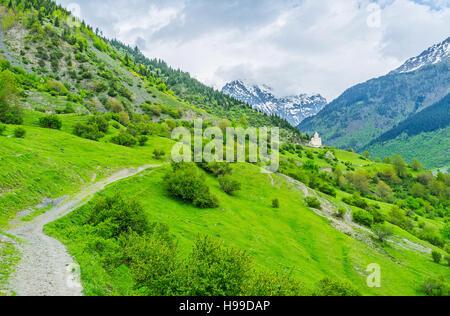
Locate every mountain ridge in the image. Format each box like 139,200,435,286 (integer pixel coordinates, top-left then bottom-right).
391,37,450,74
222,80,327,126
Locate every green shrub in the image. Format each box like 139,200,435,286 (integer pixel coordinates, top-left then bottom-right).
13,127,26,138
314,278,361,296
305,196,321,210
352,209,374,227
0,70,23,124
181,236,251,296
445,255,450,267
119,230,178,295
111,131,137,147
138,135,148,147
164,163,219,209
422,276,449,296
153,149,166,160
46,79,68,95
243,270,307,296
73,123,103,141
39,114,62,130
335,208,347,219
342,195,369,210
388,207,414,232
199,162,233,177
88,115,109,133
319,184,336,197
272,199,280,209
0,104,23,124
431,250,442,264
219,175,241,196
0,123,5,135
368,207,386,224
87,194,151,238
373,224,394,242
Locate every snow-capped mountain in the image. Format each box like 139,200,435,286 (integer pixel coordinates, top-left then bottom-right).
222,80,327,127
391,37,450,74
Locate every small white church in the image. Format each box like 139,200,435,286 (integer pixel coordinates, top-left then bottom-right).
309,132,323,148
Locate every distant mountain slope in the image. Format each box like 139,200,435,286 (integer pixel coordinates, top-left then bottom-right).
367,126,450,171
222,80,327,126
298,46,450,150
365,94,450,170
391,37,449,74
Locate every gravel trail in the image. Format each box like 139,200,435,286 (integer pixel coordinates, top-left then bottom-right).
6,165,158,296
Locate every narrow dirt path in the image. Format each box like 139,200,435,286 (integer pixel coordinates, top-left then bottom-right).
6,165,159,296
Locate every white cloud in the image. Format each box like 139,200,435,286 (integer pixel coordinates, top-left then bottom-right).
55,0,450,100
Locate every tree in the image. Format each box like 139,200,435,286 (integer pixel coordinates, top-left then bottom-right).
411,183,427,198
239,116,249,128
347,170,371,195
417,172,433,185
411,159,423,171
373,224,393,242
0,70,22,124
363,151,370,159
218,119,231,133
376,181,393,202
124,53,130,66
392,155,408,179
106,97,124,113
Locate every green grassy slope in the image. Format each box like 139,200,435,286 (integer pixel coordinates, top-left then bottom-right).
366,127,450,171
0,120,174,227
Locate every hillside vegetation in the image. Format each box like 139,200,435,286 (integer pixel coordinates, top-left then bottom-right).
0,0,449,297
366,95,450,170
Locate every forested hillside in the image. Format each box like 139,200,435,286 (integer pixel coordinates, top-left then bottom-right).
365,94,450,170
370,94,450,143
298,57,450,151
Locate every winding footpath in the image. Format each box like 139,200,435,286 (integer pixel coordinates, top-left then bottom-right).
5,165,158,296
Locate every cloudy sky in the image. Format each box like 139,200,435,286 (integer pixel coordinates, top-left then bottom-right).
54,0,450,101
